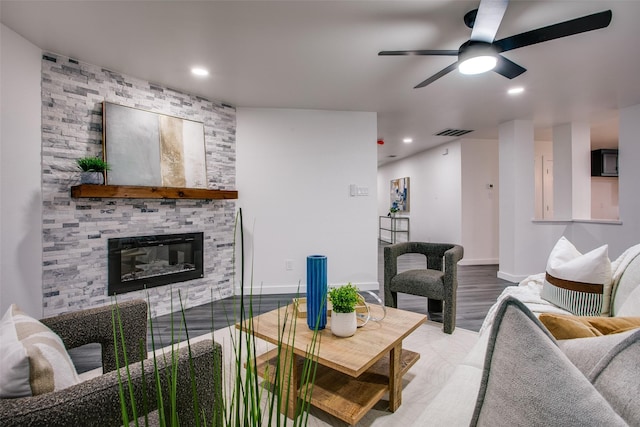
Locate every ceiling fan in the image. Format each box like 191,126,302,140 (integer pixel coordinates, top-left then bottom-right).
379,0,612,88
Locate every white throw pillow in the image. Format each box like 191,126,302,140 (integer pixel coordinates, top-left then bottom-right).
0,304,80,398
541,237,612,316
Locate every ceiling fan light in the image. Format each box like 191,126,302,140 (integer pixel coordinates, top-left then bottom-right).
459,55,497,75
457,41,498,75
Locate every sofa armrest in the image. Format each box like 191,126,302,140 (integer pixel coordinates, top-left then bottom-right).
0,339,222,427
40,300,148,372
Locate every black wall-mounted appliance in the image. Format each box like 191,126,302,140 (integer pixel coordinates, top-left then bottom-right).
591,149,618,177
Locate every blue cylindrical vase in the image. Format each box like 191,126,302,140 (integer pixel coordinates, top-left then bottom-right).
306,255,327,330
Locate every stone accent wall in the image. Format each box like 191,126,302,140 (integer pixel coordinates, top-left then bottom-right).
41,53,236,317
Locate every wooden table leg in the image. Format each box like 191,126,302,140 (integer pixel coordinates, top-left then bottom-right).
278,348,300,419
388,342,402,411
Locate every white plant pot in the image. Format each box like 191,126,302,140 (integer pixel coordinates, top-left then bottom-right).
81,171,104,185
331,311,357,337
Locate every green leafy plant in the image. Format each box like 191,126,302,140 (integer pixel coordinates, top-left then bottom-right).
77,156,110,172
328,282,360,313
112,208,320,426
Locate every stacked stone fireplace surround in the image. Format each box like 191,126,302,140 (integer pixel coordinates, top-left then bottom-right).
41,53,236,318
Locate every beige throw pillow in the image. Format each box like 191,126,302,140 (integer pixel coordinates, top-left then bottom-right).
0,304,80,398
541,236,612,316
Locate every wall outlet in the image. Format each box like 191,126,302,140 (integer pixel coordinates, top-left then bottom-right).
285,259,294,271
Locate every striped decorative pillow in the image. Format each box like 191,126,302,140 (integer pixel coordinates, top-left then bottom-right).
0,304,80,398
541,237,612,316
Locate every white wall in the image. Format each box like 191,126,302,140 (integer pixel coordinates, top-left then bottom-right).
0,24,43,317
236,108,378,293
591,177,619,220
499,106,640,282
377,139,501,265
571,102,640,256
552,123,591,220
499,120,567,282
461,139,499,264
377,141,462,246
534,140,553,219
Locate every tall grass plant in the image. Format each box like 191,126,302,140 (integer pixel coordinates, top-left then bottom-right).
113,208,321,426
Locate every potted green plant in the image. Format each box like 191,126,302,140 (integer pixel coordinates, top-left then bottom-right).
77,156,110,184
328,282,360,337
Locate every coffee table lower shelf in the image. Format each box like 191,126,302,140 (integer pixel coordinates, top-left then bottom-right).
253,348,420,425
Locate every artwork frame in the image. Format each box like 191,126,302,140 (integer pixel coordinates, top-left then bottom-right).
103,102,207,188
390,177,410,213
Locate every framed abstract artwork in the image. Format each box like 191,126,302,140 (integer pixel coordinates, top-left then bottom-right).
390,177,410,212
103,102,207,188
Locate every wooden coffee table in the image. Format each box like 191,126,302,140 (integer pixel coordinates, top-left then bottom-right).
238,305,427,425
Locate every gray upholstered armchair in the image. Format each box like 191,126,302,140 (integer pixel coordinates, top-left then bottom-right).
384,242,464,334
0,300,222,427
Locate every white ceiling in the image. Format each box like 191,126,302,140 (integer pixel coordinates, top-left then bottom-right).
2,0,637,165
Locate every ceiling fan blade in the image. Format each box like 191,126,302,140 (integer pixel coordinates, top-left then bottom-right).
493,55,526,79
470,0,509,43
414,62,458,89
494,9,612,53
379,50,458,56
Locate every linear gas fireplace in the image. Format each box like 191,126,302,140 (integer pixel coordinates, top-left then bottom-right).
108,232,203,295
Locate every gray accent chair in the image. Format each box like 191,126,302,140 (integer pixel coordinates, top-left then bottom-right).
384,242,464,334
0,299,223,427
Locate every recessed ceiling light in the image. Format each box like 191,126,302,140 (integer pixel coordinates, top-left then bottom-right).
508,87,525,95
403,138,413,144
191,67,209,77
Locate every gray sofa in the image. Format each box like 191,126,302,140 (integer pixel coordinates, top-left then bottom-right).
415,245,640,426
0,300,223,427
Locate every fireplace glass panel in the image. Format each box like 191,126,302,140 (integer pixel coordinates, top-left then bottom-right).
108,233,203,295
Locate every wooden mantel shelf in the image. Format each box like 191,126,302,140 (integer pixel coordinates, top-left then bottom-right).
71,184,238,200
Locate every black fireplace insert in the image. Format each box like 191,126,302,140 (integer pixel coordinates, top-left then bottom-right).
108,232,203,295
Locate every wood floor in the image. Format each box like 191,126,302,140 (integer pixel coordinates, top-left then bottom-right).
69,244,513,373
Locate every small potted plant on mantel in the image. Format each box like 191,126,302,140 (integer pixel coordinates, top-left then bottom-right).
328,282,360,337
77,156,110,185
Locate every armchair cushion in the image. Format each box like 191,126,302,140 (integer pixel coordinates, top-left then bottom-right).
390,269,445,299
0,304,80,398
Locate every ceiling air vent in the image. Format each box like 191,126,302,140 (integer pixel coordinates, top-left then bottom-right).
435,128,473,137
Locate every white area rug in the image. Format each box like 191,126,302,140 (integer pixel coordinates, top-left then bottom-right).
209,320,478,426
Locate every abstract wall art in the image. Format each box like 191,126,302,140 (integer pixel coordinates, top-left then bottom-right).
103,102,207,188
390,177,410,212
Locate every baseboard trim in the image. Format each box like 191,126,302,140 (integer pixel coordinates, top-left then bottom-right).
235,281,380,295
458,258,499,266
497,270,527,283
